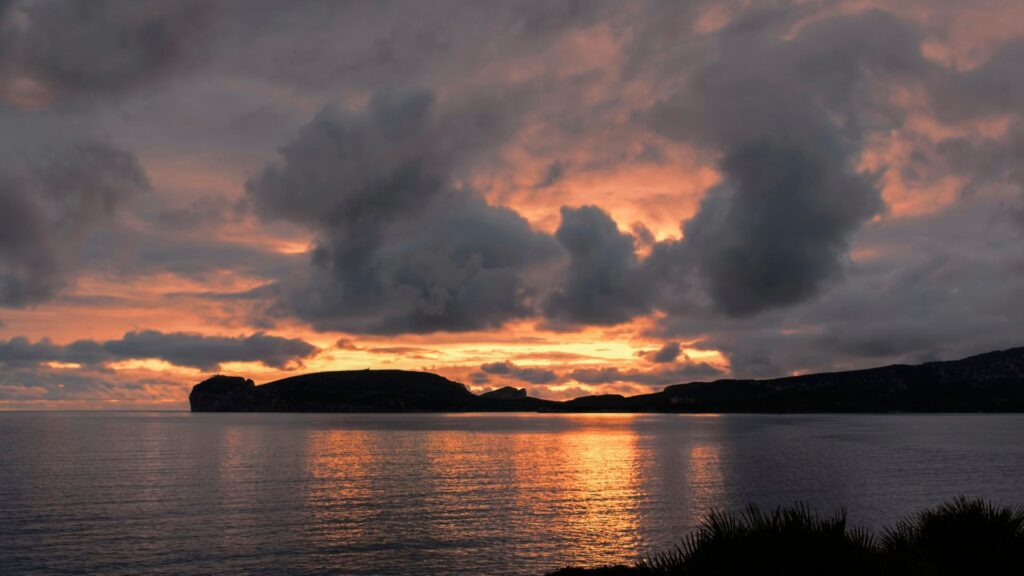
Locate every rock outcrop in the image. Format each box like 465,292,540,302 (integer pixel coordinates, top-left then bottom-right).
189,375,256,412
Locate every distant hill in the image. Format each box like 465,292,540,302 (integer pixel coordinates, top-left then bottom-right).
189,347,1024,413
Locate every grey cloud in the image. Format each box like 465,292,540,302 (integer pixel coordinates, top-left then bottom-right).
649,341,681,363
0,0,213,106
535,161,567,189
900,37,1024,227
680,141,883,316
655,198,1024,379
248,89,561,334
0,141,149,306
214,0,615,92
569,362,722,386
153,197,241,231
648,10,924,317
0,330,318,370
932,39,1024,122
480,361,557,384
544,205,654,325
0,364,186,403
0,337,64,365
104,330,317,370
82,224,301,281
480,361,512,375
0,180,59,305
247,90,446,226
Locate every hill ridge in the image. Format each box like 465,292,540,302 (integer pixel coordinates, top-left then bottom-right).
189,346,1024,413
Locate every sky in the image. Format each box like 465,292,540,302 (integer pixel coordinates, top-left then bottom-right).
0,0,1023,409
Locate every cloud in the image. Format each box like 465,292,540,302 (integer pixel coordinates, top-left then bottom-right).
247,88,561,334
210,0,616,92
0,141,150,306
932,38,1024,122
569,362,722,387
535,161,567,189
3,0,1024,406
480,361,558,384
648,341,682,363
543,205,654,325
653,196,1024,379
647,10,925,317
104,330,317,370
0,337,65,365
0,330,318,370
0,0,212,107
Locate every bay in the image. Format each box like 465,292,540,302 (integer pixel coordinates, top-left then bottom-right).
1,412,1022,575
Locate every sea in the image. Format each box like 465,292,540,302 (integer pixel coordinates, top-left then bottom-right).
1,412,1022,575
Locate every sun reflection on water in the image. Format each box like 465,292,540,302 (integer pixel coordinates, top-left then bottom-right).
687,443,725,510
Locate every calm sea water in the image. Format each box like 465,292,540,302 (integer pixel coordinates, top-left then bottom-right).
1,412,1023,575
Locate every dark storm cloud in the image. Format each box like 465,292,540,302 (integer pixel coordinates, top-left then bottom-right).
543,205,654,325
649,341,681,363
569,362,722,386
0,0,212,105
247,88,561,334
480,361,557,384
648,10,926,317
0,141,149,306
0,330,318,370
679,141,882,316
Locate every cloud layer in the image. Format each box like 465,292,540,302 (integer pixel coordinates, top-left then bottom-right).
0,330,317,370
0,1,1023,406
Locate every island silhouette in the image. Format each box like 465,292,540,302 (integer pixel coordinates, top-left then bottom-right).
190,347,1024,413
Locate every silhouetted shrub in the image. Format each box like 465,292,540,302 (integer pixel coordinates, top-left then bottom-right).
546,498,1024,576
880,496,1024,575
640,503,878,575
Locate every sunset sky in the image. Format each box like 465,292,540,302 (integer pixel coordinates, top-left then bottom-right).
1,0,1023,409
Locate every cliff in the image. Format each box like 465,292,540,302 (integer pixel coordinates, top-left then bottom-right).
189,347,1024,413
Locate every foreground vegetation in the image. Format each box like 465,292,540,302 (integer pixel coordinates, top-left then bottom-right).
548,498,1024,575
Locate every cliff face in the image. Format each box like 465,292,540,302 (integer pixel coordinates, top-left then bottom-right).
189,347,1024,413
189,375,256,412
